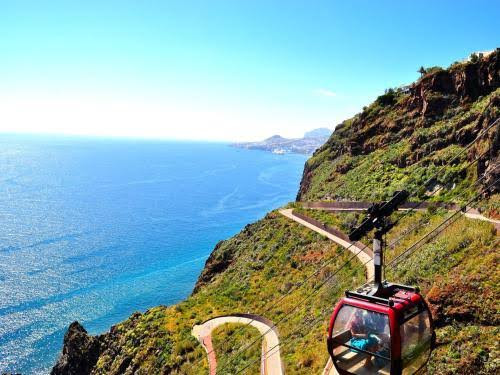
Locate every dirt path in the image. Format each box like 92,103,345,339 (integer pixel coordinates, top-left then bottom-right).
192,314,283,375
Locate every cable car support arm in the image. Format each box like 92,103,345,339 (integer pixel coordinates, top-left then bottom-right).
348,190,410,296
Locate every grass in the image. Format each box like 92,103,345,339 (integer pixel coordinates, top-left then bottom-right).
90,212,366,374
211,323,261,374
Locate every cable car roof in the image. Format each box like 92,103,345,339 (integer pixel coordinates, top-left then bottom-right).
342,282,426,316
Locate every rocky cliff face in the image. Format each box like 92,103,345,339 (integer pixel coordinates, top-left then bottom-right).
51,322,100,375
192,240,228,293
52,311,164,375
297,49,500,202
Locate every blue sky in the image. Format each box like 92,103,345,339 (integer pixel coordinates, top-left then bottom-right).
0,0,498,141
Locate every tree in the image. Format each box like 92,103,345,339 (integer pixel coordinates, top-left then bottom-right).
418,66,426,76
470,53,479,63
376,88,396,106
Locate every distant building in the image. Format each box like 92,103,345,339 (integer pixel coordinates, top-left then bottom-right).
462,50,495,62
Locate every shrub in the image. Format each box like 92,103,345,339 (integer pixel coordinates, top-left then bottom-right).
426,66,443,74
376,88,396,106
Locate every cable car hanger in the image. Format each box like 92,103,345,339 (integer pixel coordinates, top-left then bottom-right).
348,190,409,297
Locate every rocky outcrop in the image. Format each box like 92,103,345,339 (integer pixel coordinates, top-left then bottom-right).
426,242,499,328
51,322,100,375
297,49,500,201
193,219,265,293
476,96,500,196
410,50,499,116
192,240,232,293
51,313,147,375
296,160,313,201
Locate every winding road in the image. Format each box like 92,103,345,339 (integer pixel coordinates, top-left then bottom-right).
192,314,283,375
279,208,371,375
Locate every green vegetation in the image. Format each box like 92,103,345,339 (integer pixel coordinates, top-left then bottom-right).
376,88,397,106
418,66,444,76
300,87,500,202
428,325,499,375
470,53,480,63
212,323,261,374
89,211,367,374
424,66,444,75
292,206,363,235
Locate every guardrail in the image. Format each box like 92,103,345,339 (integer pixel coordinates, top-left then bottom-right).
300,200,460,211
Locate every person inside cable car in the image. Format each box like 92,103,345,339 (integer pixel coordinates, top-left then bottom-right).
331,305,391,373
349,310,378,361
369,311,391,364
348,309,390,369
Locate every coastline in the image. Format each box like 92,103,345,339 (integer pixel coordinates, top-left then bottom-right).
0,140,306,374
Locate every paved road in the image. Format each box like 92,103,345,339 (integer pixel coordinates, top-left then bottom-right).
279,209,374,280
192,315,283,375
192,208,365,375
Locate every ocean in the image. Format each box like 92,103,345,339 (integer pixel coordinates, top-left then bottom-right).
0,135,307,374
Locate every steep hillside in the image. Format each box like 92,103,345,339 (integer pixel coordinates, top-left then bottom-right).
298,50,499,206
52,51,499,375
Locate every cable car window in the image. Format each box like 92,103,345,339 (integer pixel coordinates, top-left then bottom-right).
332,305,391,374
400,310,432,374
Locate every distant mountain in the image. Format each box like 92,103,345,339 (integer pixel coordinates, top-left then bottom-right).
304,127,332,138
231,128,332,155
263,135,288,142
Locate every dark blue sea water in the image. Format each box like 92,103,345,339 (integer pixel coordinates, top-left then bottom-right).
0,135,307,374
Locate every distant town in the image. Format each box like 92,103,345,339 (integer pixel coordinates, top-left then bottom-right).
231,128,332,155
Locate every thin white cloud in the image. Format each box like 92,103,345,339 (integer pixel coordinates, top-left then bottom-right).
316,88,337,97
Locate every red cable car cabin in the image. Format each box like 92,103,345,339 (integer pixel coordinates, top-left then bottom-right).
327,283,435,375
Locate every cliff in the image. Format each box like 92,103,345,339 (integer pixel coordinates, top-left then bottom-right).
298,50,499,202
52,50,499,374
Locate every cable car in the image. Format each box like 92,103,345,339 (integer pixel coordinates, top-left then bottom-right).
326,191,435,375
327,282,435,375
